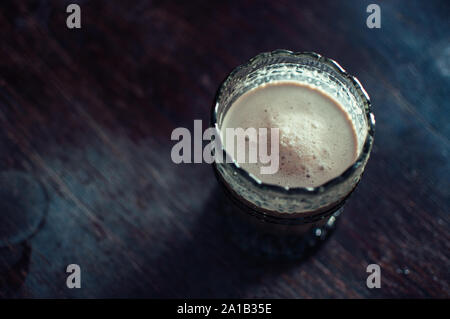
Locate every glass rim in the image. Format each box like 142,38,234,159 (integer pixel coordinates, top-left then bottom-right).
211,49,375,196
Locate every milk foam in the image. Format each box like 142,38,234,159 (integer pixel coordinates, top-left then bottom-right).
221,81,358,188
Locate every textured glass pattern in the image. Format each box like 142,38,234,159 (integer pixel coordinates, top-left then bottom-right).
212,50,375,215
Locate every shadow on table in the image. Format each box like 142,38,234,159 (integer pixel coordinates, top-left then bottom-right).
151,185,328,298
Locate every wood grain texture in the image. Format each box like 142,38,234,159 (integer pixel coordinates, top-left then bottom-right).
0,0,449,298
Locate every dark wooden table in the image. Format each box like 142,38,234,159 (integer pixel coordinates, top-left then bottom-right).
0,0,448,298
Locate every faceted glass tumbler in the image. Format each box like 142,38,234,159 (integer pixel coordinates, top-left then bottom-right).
211,50,375,258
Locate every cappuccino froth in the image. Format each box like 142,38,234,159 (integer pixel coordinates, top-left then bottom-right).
221,81,358,188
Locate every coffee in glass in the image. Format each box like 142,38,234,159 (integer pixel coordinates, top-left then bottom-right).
212,50,375,258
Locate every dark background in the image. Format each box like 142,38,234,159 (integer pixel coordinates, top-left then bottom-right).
0,0,449,298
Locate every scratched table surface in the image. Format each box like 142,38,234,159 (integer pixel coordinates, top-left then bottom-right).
0,0,449,298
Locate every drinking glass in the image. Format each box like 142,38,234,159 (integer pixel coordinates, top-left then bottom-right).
211,50,375,258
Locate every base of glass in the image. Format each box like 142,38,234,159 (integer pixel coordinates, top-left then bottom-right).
224,208,341,260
